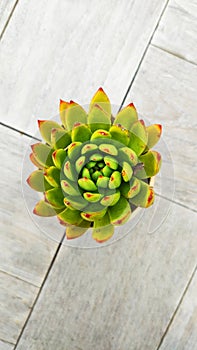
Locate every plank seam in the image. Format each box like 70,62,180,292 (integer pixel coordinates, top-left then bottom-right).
0,0,20,41
151,44,197,66
156,264,197,350
119,0,170,111
155,193,197,213
14,233,65,349
0,269,39,288
0,338,15,346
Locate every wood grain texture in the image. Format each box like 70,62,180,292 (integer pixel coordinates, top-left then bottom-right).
0,0,167,134
0,340,14,350
152,0,197,64
0,271,38,344
159,270,197,350
15,199,197,350
0,0,16,36
0,125,63,286
124,45,197,210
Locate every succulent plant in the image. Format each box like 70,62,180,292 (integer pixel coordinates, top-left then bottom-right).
27,88,162,243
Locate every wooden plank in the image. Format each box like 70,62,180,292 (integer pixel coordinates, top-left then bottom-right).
159,270,197,350
0,271,38,344
15,200,197,350
152,0,197,64
0,0,168,134
123,45,197,210
0,340,14,350
0,125,63,286
0,0,16,36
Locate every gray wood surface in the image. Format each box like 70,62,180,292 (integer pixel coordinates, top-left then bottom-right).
0,0,167,134
0,340,14,350
15,199,197,350
0,0,16,36
0,271,38,344
159,270,197,350
124,45,197,210
152,0,197,64
0,125,63,286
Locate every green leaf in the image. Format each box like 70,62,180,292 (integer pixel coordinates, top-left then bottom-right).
92,213,114,243
114,103,138,130
121,162,133,182
83,192,103,202
130,181,155,208
146,124,162,149
109,171,121,189
104,156,118,170
33,200,62,217
81,207,107,221
51,128,71,149
109,125,130,146
57,208,83,225
100,190,120,206
99,143,118,156
71,124,92,143
88,104,111,132
44,188,65,209
108,196,131,225
31,143,54,168
38,120,62,145
63,196,87,210
137,151,162,179
76,156,86,174
90,129,111,140
81,143,98,155
61,179,79,196
52,149,67,170
120,177,141,199
64,160,76,181
128,120,148,156
65,101,87,130
78,178,97,191
44,166,60,187
118,147,138,166
67,142,82,160
66,224,90,240
89,87,111,115
27,170,52,192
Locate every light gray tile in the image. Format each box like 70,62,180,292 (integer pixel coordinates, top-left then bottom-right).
15,199,197,350
0,0,16,36
159,270,197,350
0,125,63,286
0,0,167,133
0,340,14,350
152,0,197,64
0,271,38,344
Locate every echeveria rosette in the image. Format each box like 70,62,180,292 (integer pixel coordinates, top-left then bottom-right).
27,88,162,243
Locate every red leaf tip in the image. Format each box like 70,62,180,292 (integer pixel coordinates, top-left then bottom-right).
37,120,45,127
127,102,136,109
98,87,104,92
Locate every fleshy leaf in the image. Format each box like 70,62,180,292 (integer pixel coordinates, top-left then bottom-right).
109,171,121,189
118,147,138,166
38,120,61,145
96,176,109,188
130,181,155,208
31,143,54,168
83,192,103,203
88,104,111,132
104,156,118,170
137,151,162,179
109,125,130,146
52,149,66,169
76,156,86,174
44,166,60,187
33,200,61,217
102,165,113,177
121,162,133,182
27,170,52,192
64,196,87,210
146,124,162,149
128,120,148,156
51,128,71,149
81,207,107,221
114,103,138,130
108,196,131,225
65,101,87,130
66,224,90,240
29,153,44,169
64,160,76,181
61,179,79,196
120,177,141,198
100,191,120,206
90,129,111,140
67,142,82,160
92,213,114,243
59,99,70,127
78,178,97,191
89,87,111,115
57,208,83,225
44,188,65,209
99,144,118,156
72,124,92,143
81,143,98,155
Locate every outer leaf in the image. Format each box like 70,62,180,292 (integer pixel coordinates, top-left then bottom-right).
89,87,111,115
71,124,92,143
130,180,155,208
81,143,98,155
61,179,79,196
67,142,82,160
137,151,162,179
118,147,138,166
92,213,114,243
44,166,60,187
27,170,52,192
90,129,111,140
65,101,87,130
59,99,70,127
51,128,71,149
81,207,107,221
146,124,162,149
120,177,141,199
114,103,138,130
31,143,54,168
44,188,65,209
100,190,120,206
108,196,131,225
38,120,61,145
52,149,67,169
66,224,90,240
33,200,61,217
64,160,76,181
128,120,148,156
57,208,83,225
88,104,111,132
99,143,118,156
64,196,87,210
29,152,45,169
109,125,130,146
